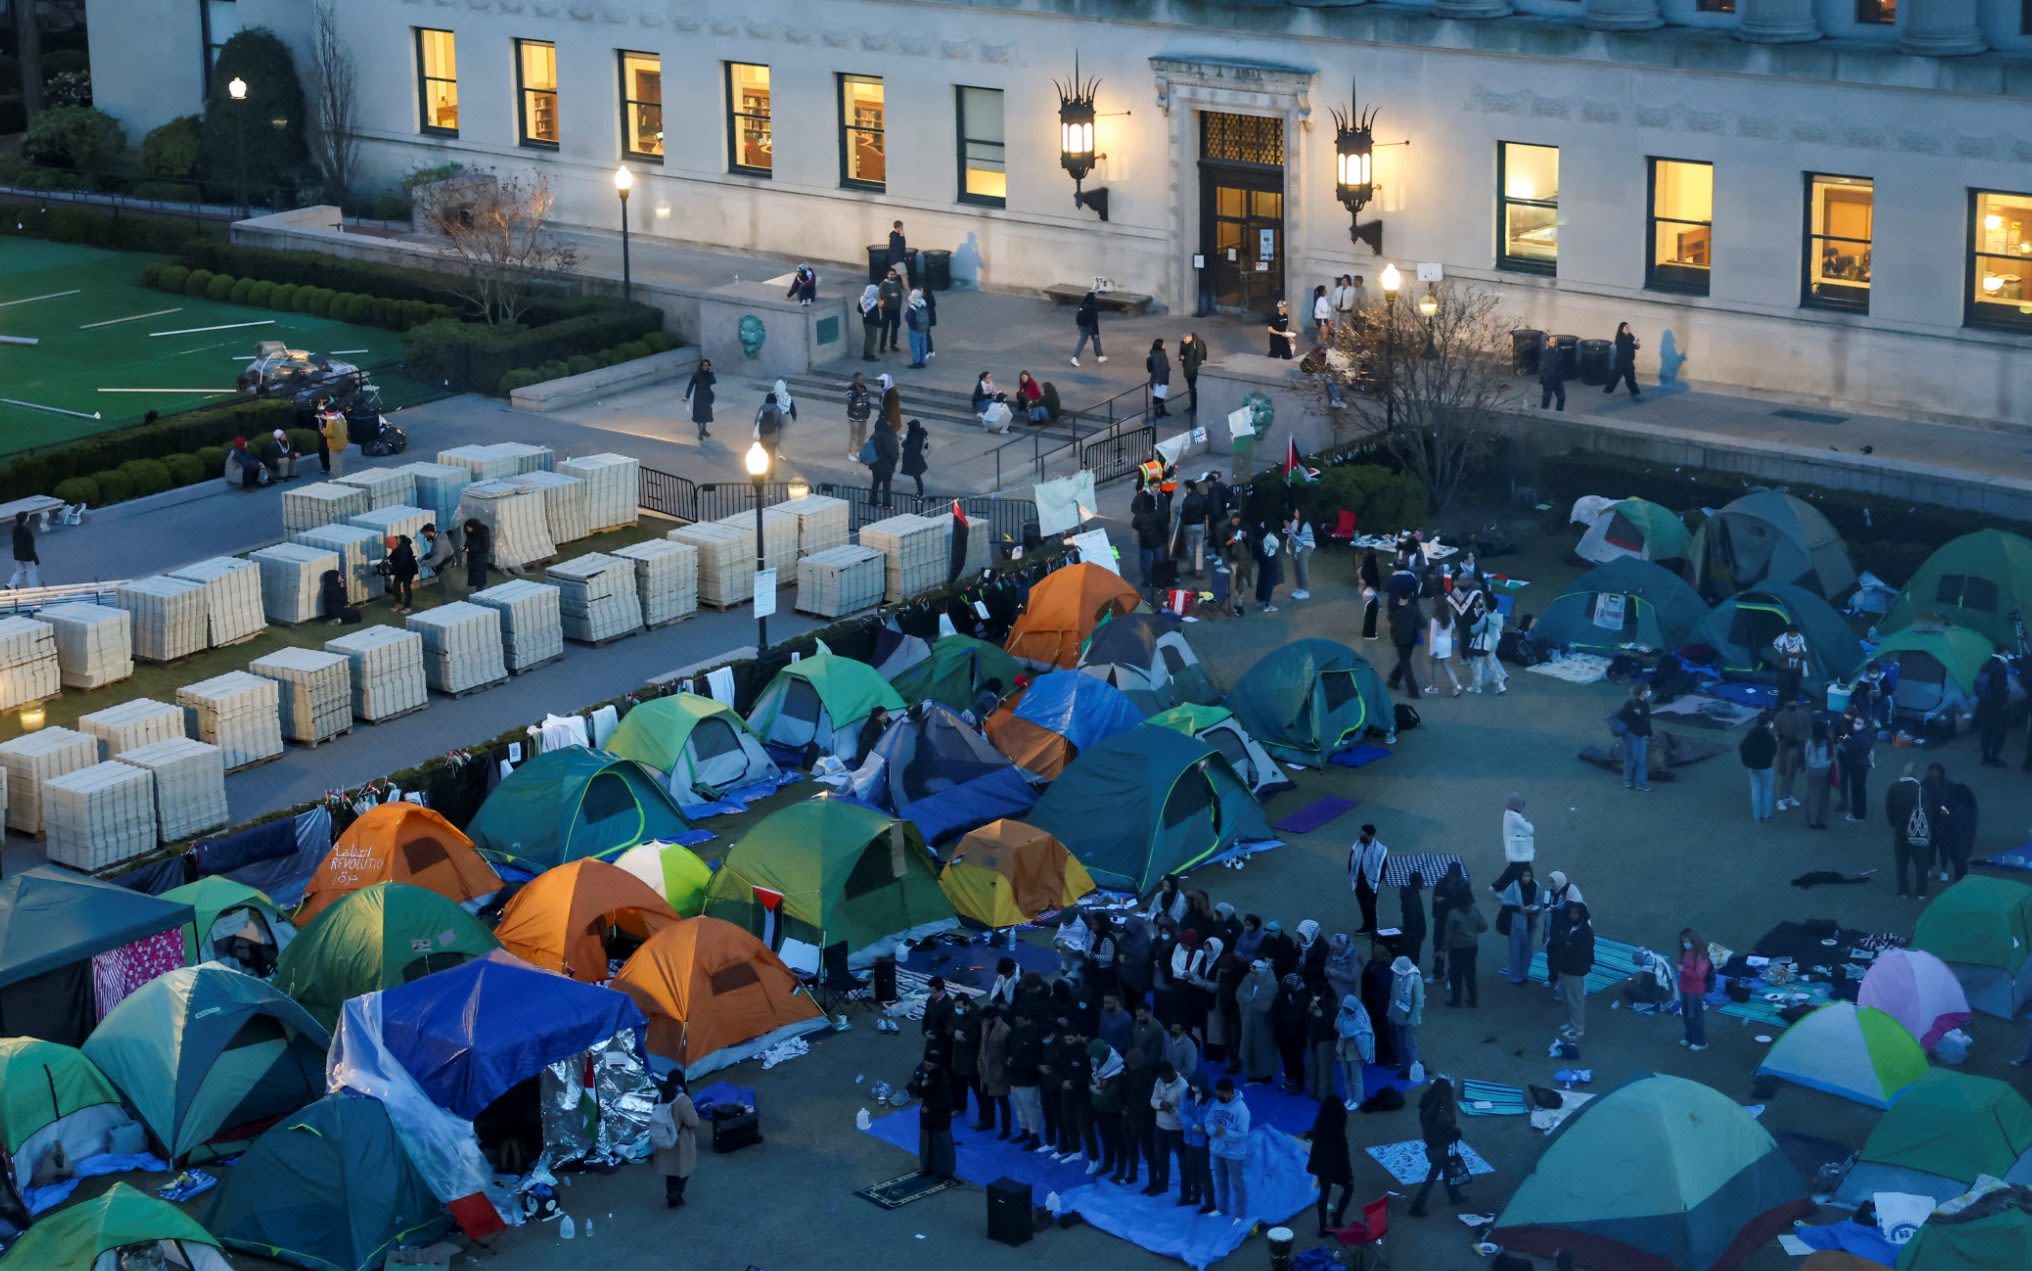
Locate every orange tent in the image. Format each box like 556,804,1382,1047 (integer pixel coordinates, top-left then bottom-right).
299,803,502,922
939,820,1096,926
611,916,826,1077
493,859,681,981
1003,563,1143,669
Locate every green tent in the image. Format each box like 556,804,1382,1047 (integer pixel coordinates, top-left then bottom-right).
1692,584,1863,681
1912,875,2032,1017
1868,623,1997,719
613,839,717,916
1029,725,1271,895
0,1038,138,1219
84,964,329,1164
1492,1073,1810,1271
1145,703,1293,798
1225,638,1394,768
0,1182,230,1271
1575,498,1691,566
1755,1002,1929,1108
603,693,782,805
1837,1071,2032,1206
890,634,1023,714
1689,490,1857,601
273,882,500,1030
206,1094,449,1271
161,876,297,971
0,866,194,1047
1896,1186,2032,1270
465,745,692,874
1888,529,2032,652
1535,557,1711,654
703,799,957,965
745,653,905,762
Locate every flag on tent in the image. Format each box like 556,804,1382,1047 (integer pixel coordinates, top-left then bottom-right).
1283,437,1319,485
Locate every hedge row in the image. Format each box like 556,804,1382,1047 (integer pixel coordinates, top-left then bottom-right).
46,428,323,508
0,198,220,254
138,261,456,330
178,239,464,308
0,399,299,503
495,330,682,395
404,305,666,394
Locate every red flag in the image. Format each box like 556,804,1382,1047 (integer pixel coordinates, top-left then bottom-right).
951,499,969,527
752,885,784,911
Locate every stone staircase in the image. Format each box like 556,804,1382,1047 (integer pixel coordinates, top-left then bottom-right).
783,368,1089,444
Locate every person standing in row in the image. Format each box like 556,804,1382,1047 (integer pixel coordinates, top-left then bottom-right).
1267,300,1297,359
1740,711,1778,823
859,284,882,362
1349,825,1388,935
1284,510,1315,601
1605,321,1640,398
1359,551,1382,640
1204,1079,1251,1219
1072,292,1106,366
845,372,872,460
1538,331,1567,411
1312,284,1335,343
908,1047,957,1181
683,358,716,441
905,289,931,368
878,267,905,354
1179,331,1207,415
901,419,930,497
1147,338,1173,418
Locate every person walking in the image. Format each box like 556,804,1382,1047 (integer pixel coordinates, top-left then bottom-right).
1204,1078,1251,1219
1406,1077,1464,1217
1494,865,1541,987
1426,605,1464,696
1617,684,1654,791
1442,897,1487,1008
1387,955,1424,1078
1179,331,1207,415
1334,993,1375,1111
1349,825,1388,935
1604,321,1640,398
1802,718,1836,830
878,267,905,354
7,512,38,590
320,406,350,479
1886,763,1937,900
461,518,492,592
753,390,786,461
1839,712,1875,821
648,1075,700,1208
1771,623,1810,706
1553,901,1594,1043
1177,480,1208,577
1311,284,1335,344
1386,593,1423,696
868,410,901,509
1285,510,1315,601
1146,338,1173,418
1359,551,1382,640
1469,601,1508,694
1071,292,1106,366
383,534,418,615
1537,331,1566,411
1677,930,1711,1051
908,1048,957,1180
1267,300,1297,359
845,373,873,460
900,418,930,497
1740,711,1778,822
683,358,716,440
858,283,882,362
1305,1096,1354,1236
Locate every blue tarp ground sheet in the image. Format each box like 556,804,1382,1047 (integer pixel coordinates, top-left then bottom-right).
1794,1219,1896,1265
1980,840,2032,872
1328,745,1392,769
21,1153,169,1214
679,773,805,820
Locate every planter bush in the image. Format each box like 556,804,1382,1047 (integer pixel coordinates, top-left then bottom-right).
184,269,215,298
566,355,598,376
291,287,316,314
20,105,125,175
498,368,543,394
0,398,297,503
271,283,299,311
119,459,174,498
205,274,236,302
613,340,652,362
92,469,135,504
248,280,276,307
0,199,215,253
228,277,255,305
536,360,569,381
158,264,190,293
340,293,374,324
400,303,664,393
141,262,165,288
194,445,227,476
285,428,321,454
140,115,203,180
642,330,679,353
52,476,99,506
162,453,207,487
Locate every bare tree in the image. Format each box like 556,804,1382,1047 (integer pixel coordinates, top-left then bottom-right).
1313,282,1522,516
305,0,359,199
418,170,579,326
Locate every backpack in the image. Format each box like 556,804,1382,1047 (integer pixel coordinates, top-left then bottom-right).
1394,703,1421,732
1903,798,1932,849
648,1105,678,1150
1608,710,1630,738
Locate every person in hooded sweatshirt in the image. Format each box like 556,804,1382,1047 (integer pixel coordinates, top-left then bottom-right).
1334,993,1376,1111
1360,943,1398,1069
1296,919,1329,988
1407,1076,1465,1216
1259,920,1299,980
1235,959,1280,1083
1387,955,1426,1078
1204,1078,1251,1217
1493,794,1535,891
1541,870,1574,991
1553,901,1596,1043
1886,762,1937,899
1398,872,1429,977
1305,1095,1355,1236
1494,865,1543,986
1324,932,1361,1007
1430,862,1473,984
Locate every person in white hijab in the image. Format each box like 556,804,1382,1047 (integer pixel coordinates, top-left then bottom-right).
1495,794,1535,891
858,284,882,362
1387,955,1425,1078
1236,959,1279,1083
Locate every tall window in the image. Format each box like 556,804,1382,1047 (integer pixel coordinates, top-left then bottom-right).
416,30,459,136
1969,190,2032,331
956,87,1006,206
726,63,773,176
838,74,886,191
1857,0,1896,22
1496,142,1558,274
1803,174,1872,313
516,39,559,148
1648,158,1713,296
620,51,663,160
1697,0,1736,10
200,0,240,86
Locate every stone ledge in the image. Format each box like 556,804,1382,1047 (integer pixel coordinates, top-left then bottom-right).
509,348,700,412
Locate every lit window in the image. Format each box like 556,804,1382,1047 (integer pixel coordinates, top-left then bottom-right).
1969,190,2032,331
1698,0,1736,10
956,86,1006,207
1497,142,1558,274
201,0,241,87
727,63,772,176
516,39,559,148
416,30,459,136
839,74,886,191
1857,0,1896,23
1803,174,1872,313
1648,158,1713,296
620,51,662,160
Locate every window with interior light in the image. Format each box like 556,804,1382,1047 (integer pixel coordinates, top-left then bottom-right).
838,74,886,190
619,51,662,160
415,29,459,135
727,63,772,175
1969,190,2032,331
516,39,559,147
1857,0,1896,23
1497,142,1558,274
956,86,1006,207
1648,158,1713,296
1803,174,1872,313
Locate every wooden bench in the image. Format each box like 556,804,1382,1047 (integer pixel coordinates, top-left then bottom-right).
1041,284,1154,315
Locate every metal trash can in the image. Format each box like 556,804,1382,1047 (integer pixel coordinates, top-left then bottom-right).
920,249,953,291
1511,328,1541,375
1551,334,1580,381
1577,338,1612,386
866,245,889,285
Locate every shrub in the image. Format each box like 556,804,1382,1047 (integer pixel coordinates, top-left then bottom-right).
340,293,374,324
641,330,679,353
179,241,459,308
118,459,174,498
20,105,126,175
140,115,204,180
248,280,276,307
304,288,334,317
292,286,317,313
228,277,254,305
370,298,397,327
184,268,215,297
198,31,307,194
271,283,299,311
399,161,469,191
206,274,236,302
286,428,321,454
52,476,100,506
141,262,165,288
157,264,190,293
613,340,651,362
194,445,227,475
92,468,135,504
566,354,598,376
162,453,207,487
369,194,410,221
536,360,569,381
0,198,215,253
498,368,544,394
400,304,665,392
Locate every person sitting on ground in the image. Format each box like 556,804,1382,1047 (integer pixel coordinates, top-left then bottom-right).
264,428,300,481
1016,371,1051,425
972,372,1014,434
319,569,361,625
226,438,266,490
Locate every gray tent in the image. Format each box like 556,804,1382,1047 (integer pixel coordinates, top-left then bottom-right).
1688,492,1856,602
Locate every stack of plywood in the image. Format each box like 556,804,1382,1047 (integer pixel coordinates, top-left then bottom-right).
778,494,852,559
438,445,523,481
177,672,284,771
116,737,228,842
470,580,564,673
458,481,555,571
717,508,798,578
349,505,433,559
293,524,385,603
282,481,371,534
335,467,418,511
325,625,429,722
43,761,156,869
79,698,184,759
859,514,947,602
0,616,60,712
167,557,267,648
0,727,96,835
796,545,886,618
547,554,643,645
668,522,753,610
611,539,697,627
392,462,471,531
408,602,507,695
250,647,354,746
41,603,133,689
560,453,639,532
115,576,209,662
508,471,592,545
250,544,341,625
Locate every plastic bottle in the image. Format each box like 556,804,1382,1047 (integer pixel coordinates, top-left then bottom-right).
559,1215,576,1240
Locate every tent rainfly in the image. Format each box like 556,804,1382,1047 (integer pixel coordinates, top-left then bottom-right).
1003,562,1144,669
985,669,1146,781
1857,947,1973,1052
1688,490,1857,601
611,916,827,1077
274,881,500,1030
299,802,502,922
0,867,193,1047
1911,874,2032,1018
0,1038,142,1221
1532,558,1711,655
1145,702,1294,799
1573,497,1691,566
603,693,783,807
1867,623,2001,723
464,746,692,875
492,858,681,982
0,1182,232,1271
745,654,906,763
849,701,1038,844
611,839,716,917
1754,1002,1929,1109
1224,638,1395,768
1076,613,1220,712
888,633,1023,715
1690,584,1864,683
160,876,296,975
1887,529,2032,653
1834,1070,2032,1207
938,820,1096,928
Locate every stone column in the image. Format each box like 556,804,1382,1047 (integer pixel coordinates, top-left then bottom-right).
1582,0,1663,31
1897,0,1987,55
1736,0,1821,43
1433,0,1513,18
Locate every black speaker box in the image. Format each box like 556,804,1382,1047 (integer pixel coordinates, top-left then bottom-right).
872,955,898,1003
986,1176,1033,1246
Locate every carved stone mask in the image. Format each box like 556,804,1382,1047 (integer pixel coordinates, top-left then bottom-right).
738,314,766,358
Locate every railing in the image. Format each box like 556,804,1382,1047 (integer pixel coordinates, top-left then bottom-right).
988,380,1153,489
1082,425,1158,486
636,468,1038,547
693,480,795,523
639,468,697,520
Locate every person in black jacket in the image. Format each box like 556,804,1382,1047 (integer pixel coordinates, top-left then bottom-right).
1176,481,1208,577
1407,1076,1464,1216
868,415,901,508
683,359,716,439
1398,872,1429,976
1131,490,1168,589
908,1046,956,1180
1553,902,1595,1042
1146,338,1172,418
460,519,492,592
1386,594,1423,696
1305,1096,1354,1236
1974,653,2011,766
1740,711,1778,822
319,569,361,625
1885,763,1935,899
383,534,419,614
1604,321,1640,398
1537,330,1566,411
900,419,931,497
1616,684,1653,791
7,512,38,590
1072,292,1105,365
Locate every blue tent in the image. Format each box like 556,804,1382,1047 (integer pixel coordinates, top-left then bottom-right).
369,951,647,1119
848,703,1037,845
986,670,1146,780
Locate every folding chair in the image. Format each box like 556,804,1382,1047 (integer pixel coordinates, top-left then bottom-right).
1328,1195,1391,1269
1328,509,1358,541
812,941,875,1018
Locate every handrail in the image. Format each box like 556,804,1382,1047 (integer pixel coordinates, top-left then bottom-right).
989,379,1153,489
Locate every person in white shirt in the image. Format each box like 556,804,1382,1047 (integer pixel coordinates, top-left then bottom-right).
1494,795,1535,890
1284,511,1316,600
1770,624,1810,705
1349,826,1389,934
1312,284,1335,343
1328,274,1357,321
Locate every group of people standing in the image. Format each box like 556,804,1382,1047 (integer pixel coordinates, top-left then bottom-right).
1131,471,1317,615
1535,323,1642,411
1360,540,1510,700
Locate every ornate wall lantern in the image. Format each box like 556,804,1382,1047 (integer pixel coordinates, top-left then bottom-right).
1056,57,1109,222
1331,80,1391,253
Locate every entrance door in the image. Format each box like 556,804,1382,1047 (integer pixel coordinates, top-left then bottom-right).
1199,112,1285,317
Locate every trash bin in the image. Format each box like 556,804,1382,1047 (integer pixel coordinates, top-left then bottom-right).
1577,338,1612,386
866,245,890,285
1511,328,1541,375
920,249,953,292
1551,334,1580,382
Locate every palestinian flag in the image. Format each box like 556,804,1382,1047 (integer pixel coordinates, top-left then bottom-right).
1283,437,1320,485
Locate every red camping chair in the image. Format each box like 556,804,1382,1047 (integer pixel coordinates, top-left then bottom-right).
1328,1195,1390,1268
1328,510,1358,540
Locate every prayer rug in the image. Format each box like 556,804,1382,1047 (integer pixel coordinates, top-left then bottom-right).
856,1170,961,1210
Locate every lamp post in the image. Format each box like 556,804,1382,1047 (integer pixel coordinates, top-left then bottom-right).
1417,284,1439,357
1379,263,1402,432
1055,57,1110,221
227,75,249,218
745,441,771,650
614,166,634,304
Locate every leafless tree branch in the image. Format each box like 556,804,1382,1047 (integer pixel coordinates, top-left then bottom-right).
417,170,579,326
306,0,360,199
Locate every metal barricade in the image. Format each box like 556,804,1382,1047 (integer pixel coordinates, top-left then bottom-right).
1081,425,1157,486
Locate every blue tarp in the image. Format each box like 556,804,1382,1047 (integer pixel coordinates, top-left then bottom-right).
679,772,805,820
1005,671,1145,759
849,703,1039,845
371,950,647,1118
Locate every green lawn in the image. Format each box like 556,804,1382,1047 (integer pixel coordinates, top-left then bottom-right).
0,239,419,457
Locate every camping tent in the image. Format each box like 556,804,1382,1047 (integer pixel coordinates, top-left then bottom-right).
205,1094,449,1271
1689,491,1857,601
84,964,329,1163
274,882,500,1030
938,820,1096,927
603,693,783,807
0,1038,140,1219
1868,623,1998,722
299,802,502,922
868,625,932,682
161,877,296,974
703,800,957,965
1029,726,1270,895
611,916,826,1077
1146,702,1294,799
850,702,1038,844
1003,562,1144,669
0,867,193,1046
1894,1185,2032,1270
1574,498,1691,566
1834,1070,2032,1207
889,634,1022,714
0,1183,232,1271
612,840,716,917
745,653,906,763
1887,529,2032,652
1225,639,1394,768
1491,1072,1809,1271
1857,947,1973,1052
1754,1002,1928,1108
987,669,1145,781
492,858,680,982
1691,585,1863,682
1911,874,2032,1017
1076,613,1220,712
464,746,691,875
1534,558,1711,654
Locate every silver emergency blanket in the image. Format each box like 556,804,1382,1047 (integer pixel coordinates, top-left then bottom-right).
533,1029,656,1172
